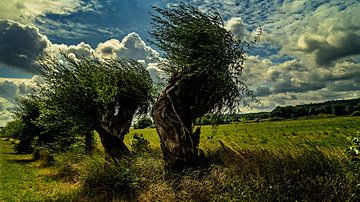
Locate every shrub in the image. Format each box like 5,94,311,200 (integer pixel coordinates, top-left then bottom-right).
131,133,151,153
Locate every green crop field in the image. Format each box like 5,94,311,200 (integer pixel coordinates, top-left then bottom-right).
1,116,360,201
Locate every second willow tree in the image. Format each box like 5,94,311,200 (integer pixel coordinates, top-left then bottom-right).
151,4,257,170
38,56,153,161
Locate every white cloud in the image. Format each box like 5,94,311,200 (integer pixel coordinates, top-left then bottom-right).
0,19,160,74
225,17,248,39
0,77,37,127
95,32,159,66
0,0,82,23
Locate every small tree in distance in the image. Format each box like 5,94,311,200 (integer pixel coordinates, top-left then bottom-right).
37,55,153,161
150,4,259,170
134,117,153,129
12,96,42,153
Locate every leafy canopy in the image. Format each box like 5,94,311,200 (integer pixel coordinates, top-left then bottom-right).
37,55,153,133
151,4,258,115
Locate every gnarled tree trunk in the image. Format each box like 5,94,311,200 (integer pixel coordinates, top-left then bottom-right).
152,83,202,171
96,125,130,162
95,109,134,162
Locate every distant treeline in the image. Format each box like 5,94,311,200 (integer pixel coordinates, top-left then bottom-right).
195,98,360,125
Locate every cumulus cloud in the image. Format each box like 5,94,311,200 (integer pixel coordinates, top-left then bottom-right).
272,3,360,65
0,110,14,127
0,80,18,100
0,77,37,127
254,86,271,97
0,19,50,73
0,0,82,23
240,52,360,112
0,78,36,99
225,17,248,39
0,19,160,75
48,42,96,61
297,32,360,66
95,32,159,66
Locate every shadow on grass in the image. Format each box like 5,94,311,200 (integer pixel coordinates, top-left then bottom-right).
7,158,35,164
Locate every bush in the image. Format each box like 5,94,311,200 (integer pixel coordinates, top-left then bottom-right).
131,133,151,153
134,117,153,129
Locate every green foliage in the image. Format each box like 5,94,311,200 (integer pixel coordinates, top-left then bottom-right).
133,117,153,129
38,55,153,134
130,133,151,153
12,96,42,154
0,120,23,138
151,3,257,114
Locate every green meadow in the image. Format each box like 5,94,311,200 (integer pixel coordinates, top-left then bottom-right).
1,116,360,201
128,116,360,152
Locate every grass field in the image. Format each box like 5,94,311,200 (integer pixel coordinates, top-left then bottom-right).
1,116,360,201
128,116,360,152
0,139,79,201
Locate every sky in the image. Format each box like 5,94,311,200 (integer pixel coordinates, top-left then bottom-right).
0,0,359,126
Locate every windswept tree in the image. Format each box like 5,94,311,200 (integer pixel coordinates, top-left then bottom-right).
151,4,258,170
37,55,153,161
12,95,42,153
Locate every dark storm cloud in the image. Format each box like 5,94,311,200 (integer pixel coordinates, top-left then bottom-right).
254,86,271,97
327,80,360,92
0,19,50,73
300,32,360,66
273,81,326,94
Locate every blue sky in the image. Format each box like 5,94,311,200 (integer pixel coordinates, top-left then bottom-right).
0,0,360,126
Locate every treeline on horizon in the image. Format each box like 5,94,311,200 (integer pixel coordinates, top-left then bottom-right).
195,98,360,125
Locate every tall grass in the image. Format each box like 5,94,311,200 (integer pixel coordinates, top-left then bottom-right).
62,143,359,201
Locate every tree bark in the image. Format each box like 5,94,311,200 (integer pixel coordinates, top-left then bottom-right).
152,87,201,171
95,109,134,161
96,124,130,162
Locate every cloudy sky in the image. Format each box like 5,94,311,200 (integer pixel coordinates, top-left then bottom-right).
0,0,359,126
